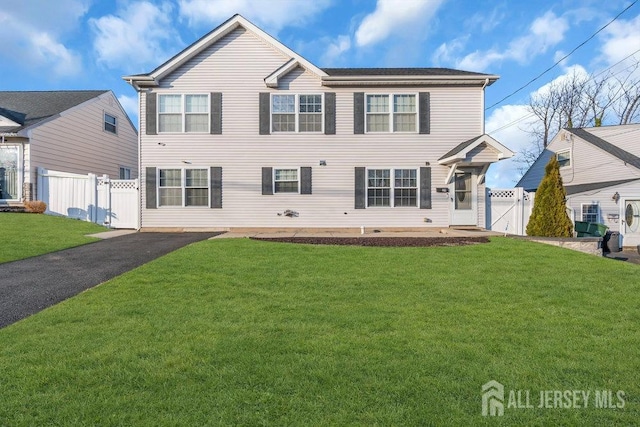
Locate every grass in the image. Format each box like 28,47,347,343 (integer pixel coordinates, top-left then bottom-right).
0,213,106,263
0,237,638,425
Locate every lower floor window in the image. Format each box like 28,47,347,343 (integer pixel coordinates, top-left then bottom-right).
274,169,299,193
367,168,417,207
582,203,599,223
159,168,209,206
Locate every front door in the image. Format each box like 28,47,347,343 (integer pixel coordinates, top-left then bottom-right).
451,170,477,226
0,146,21,201
622,199,640,246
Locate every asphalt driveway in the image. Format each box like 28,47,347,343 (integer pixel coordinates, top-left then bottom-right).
0,232,219,329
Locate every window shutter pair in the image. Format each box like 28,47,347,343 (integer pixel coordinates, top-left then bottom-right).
145,167,222,209
353,166,431,209
353,92,431,134
259,93,336,135
145,92,222,135
262,167,312,195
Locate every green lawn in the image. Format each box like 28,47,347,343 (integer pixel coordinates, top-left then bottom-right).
0,213,106,263
0,238,638,425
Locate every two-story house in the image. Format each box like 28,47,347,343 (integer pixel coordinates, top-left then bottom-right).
518,123,640,247
124,14,512,230
0,90,138,205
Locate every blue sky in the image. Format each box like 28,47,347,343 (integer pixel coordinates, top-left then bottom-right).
1,0,639,187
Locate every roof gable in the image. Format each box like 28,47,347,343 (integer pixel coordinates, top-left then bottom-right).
124,14,327,88
567,127,640,170
0,90,108,133
438,134,513,165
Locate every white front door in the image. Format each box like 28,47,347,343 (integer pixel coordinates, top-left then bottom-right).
622,199,640,247
451,170,477,226
0,145,21,201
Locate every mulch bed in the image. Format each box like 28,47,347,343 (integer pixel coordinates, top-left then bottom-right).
250,236,490,247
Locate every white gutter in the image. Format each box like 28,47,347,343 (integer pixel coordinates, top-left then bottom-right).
481,78,489,134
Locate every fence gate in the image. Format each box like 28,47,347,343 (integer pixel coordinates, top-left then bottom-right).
97,177,139,229
37,167,139,229
486,188,533,235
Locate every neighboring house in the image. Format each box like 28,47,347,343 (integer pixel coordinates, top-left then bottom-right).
124,14,512,230
518,123,640,247
0,90,138,204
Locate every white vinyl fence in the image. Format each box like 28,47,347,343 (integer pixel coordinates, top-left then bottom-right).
37,167,139,229
486,188,534,235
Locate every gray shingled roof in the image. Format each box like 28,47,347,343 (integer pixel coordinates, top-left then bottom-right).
323,68,493,77
565,179,640,195
0,90,108,133
567,128,640,170
438,136,479,161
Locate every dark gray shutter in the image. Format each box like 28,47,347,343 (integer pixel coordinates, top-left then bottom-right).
262,167,273,195
419,92,430,135
354,167,366,209
420,167,432,209
210,92,222,135
259,93,270,135
210,167,222,208
324,92,336,135
300,167,312,194
146,92,157,135
353,92,364,134
146,167,157,209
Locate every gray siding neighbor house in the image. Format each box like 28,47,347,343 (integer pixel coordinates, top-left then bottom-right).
0,90,138,203
518,123,640,247
124,14,512,230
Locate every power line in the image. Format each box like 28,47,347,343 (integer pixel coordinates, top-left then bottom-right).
485,0,638,111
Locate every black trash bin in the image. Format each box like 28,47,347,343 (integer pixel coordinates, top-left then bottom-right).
605,231,621,252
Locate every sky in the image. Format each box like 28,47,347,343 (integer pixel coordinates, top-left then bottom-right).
1,0,639,187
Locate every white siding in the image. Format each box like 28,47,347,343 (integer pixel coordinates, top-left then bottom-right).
28,92,138,185
566,179,640,247
139,28,490,229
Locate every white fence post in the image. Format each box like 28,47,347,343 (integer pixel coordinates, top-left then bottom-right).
486,187,533,236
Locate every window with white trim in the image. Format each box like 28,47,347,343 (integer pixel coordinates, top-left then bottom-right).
119,167,131,179
274,168,299,193
158,168,209,206
367,168,418,207
104,113,117,134
158,94,209,133
271,94,322,133
556,150,571,167
366,94,417,132
582,203,599,223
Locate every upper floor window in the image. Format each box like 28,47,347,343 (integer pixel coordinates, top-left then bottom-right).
272,94,322,133
104,113,117,134
556,150,571,168
366,94,417,133
158,94,209,133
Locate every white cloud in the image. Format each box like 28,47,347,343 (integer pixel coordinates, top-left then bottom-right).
457,11,569,71
321,35,352,65
90,1,181,71
432,36,468,66
178,0,332,33
354,0,445,47
0,0,88,78
597,14,640,66
485,104,539,188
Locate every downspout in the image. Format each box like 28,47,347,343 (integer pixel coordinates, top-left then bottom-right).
481,78,489,134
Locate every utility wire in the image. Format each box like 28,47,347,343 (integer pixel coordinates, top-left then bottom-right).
485,0,638,111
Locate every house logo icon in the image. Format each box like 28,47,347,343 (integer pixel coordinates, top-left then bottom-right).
482,380,504,416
